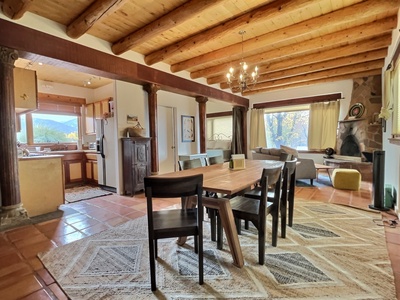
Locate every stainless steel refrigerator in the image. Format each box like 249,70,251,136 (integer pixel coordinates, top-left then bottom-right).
96,118,117,192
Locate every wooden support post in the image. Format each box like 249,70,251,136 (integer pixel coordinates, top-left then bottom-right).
195,96,208,153
0,46,28,225
143,83,160,174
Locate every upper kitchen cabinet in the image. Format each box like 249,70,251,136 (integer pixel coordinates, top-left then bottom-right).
14,67,38,114
85,103,95,134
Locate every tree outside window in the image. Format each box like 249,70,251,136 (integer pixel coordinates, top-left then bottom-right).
265,109,309,149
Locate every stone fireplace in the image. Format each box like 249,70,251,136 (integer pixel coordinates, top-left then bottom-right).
336,75,383,159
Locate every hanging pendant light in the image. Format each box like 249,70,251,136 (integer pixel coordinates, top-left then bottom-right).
226,30,258,93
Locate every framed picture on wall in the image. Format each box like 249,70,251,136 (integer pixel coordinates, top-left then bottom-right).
181,115,195,142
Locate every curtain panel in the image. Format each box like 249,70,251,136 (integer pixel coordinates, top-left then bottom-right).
249,108,267,149
308,101,340,150
232,106,245,155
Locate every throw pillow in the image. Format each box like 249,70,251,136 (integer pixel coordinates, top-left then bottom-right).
253,146,262,153
280,145,299,159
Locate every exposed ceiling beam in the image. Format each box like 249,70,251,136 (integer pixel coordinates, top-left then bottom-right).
188,16,396,79
0,19,248,107
206,38,390,84
243,69,382,95
238,60,384,93
111,0,226,55
219,52,387,90
2,0,33,20
143,0,315,65
170,0,399,73
66,0,129,39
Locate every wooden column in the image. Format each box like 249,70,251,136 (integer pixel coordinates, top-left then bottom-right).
0,46,28,224
195,96,208,153
143,83,160,174
242,106,248,158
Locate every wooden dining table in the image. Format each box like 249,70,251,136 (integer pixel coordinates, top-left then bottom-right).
153,159,284,268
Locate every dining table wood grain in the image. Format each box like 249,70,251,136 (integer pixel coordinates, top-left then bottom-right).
152,159,284,268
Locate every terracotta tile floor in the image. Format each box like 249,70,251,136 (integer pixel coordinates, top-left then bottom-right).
0,179,399,300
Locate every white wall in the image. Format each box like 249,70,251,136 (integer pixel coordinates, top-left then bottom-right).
158,90,199,155
382,10,400,216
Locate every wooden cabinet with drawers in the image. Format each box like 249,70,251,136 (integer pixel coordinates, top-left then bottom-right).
122,137,151,195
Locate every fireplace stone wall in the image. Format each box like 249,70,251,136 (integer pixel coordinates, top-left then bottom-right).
336,75,383,157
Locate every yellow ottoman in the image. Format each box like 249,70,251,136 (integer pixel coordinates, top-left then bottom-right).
331,169,361,190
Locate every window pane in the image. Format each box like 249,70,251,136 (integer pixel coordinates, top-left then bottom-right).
16,114,27,143
207,116,232,139
32,113,78,143
265,110,309,150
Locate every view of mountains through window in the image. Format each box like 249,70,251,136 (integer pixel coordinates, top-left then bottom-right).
17,113,78,144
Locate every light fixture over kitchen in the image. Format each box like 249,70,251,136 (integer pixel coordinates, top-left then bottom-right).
226,30,258,94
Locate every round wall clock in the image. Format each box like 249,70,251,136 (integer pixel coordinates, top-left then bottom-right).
348,103,365,118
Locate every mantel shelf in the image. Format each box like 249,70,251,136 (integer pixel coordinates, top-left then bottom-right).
339,118,366,123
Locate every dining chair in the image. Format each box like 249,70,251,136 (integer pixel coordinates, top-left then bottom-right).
178,158,203,170
229,166,282,265
144,174,204,291
243,159,297,239
280,159,297,238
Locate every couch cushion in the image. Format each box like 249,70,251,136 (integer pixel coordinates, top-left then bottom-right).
280,145,299,159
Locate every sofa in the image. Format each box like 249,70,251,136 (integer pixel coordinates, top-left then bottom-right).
251,146,317,185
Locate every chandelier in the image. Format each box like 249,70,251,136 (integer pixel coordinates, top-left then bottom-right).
226,30,259,93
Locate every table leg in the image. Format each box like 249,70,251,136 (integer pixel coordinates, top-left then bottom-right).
203,197,244,268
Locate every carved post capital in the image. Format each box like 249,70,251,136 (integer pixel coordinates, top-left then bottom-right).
0,46,18,66
195,96,208,104
143,83,160,95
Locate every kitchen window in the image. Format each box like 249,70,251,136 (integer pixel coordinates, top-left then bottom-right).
17,113,79,145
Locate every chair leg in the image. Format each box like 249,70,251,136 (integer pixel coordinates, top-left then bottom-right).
198,234,204,285
235,218,242,235
281,200,287,238
149,238,157,291
310,179,313,185
258,225,266,265
271,214,278,247
154,239,158,258
209,208,217,241
217,214,223,250
245,220,249,229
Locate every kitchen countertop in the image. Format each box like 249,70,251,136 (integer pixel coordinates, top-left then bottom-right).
18,154,64,160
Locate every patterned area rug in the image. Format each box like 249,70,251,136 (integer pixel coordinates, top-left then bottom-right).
65,186,112,203
38,199,396,299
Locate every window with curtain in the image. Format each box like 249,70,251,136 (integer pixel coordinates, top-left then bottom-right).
264,104,310,149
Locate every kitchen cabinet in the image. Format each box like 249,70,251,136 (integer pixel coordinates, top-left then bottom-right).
94,101,102,119
85,152,98,184
85,103,95,134
60,152,86,187
14,67,38,114
122,137,151,195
